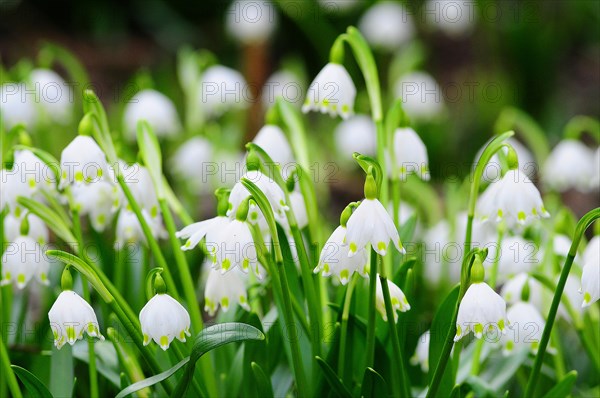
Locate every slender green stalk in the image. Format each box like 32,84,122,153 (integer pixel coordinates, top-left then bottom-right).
379,273,411,398
116,173,180,300
338,274,357,380
0,337,22,398
524,208,600,397
365,249,378,368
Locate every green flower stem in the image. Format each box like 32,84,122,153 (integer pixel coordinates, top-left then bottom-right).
241,179,308,397
564,115,600,143
525,208,600,398
0,336,22,398
115,173,179,300
158,198,217,397
340,27,388,203
365,249,378,368
494,108,549,165
338,274,357,380
67,195,99,398
379,272,411,398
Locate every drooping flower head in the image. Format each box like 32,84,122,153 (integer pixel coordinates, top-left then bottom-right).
123,89,181,140
333,115,377,162
197,65,249,118
375,276,410,322
204,267,251,316
358,1,414,51
455,256,507,341
302,63,356,119
392,127,430,181
501,302,545,355
543,139,597,193
139,273,191,351
29,69,73,124
410,331,430,372
346,171,404,257
59,136,109,189
1,235,50,289
252,124,294,168
580,236,600,308
48,268,104,349
225,0,277,44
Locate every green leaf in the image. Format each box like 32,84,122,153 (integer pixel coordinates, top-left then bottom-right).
399,214,417,243
360,367,389,398
136,120,165,199
115,357,189,398
429,285,459,395
542,371,577,398
12,365,53,398
315,356,352,398
17,197,75,244
171,323,265,398
251,362,274,398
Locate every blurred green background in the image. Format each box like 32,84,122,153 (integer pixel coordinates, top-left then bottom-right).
1,0,599,180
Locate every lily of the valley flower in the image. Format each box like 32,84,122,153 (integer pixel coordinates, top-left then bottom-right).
314,225,369,285
580,238,599,308
410,331,430,372
502,302,545,355
225,0,277,44
198,65,249,118
1,236,50,289
333,115,377,162
48,290,104,349
392,127,430,181
59,136,109,189
123,89,181,140
204,268,250,316
543,139,597,193
252,124,295,168
302,62,356,119
376,276,410,322
29,69,73,124
72,179,120,232
140,293,191,351
455,258,507,341
358,1,414,51
346,173,404,257
4,213,49,244
476,169,549,227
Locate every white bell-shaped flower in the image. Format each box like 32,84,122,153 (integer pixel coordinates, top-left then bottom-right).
59,136,109,189
253,124,294,168
198,65,249,118
177,215,230,253
410,331,430,372
1,168,31,216
376,276,410,322
261,70,303,108
485,236,539,283
170,137,213,194
302,63,356,119
392,127,430,181
346,197,404,257
72,180,120,231
476,169,549,226
225,0,277,44
580,241,599,308
502,302,545,355
394,71,444,121
592,148,600,190
476,138,536,183
358,2,414,51
29,69,72,124
120,164,160,219
552,234,573,259
314,225,369,285
228,170,289,218
333,115,377,162
12,149,57,194
210,218,260,278
48,290,104,349
4,213,49,244
139,293,191,350
114,209,165,248
543,140,596,192
1,236,50,289
424,0,476,37
204,268,250,316
455,277,507,341
0,83,37,129
501,273,543,308
123,89,181,140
